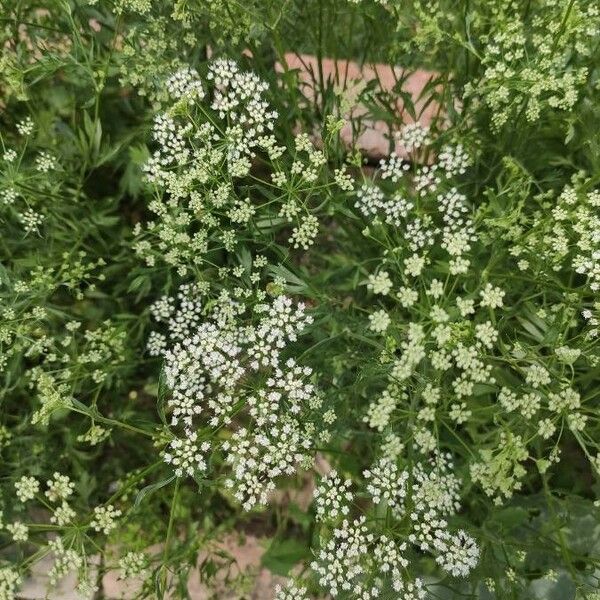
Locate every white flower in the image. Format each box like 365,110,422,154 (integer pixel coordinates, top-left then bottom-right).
20,208,44,232
479,283,505,309
6,521,28,542
555,346,581,364
369,309,390,333
568,412,587,432
398,286,418,308
51,502,76,526
35,151,58,173
48,538,83,586
310,517,373,597
355,183,385,217
119,551,149,579
379,152,409,182
375,535,410,574
274,581,309,600
90,504,122,535
164,432,209,477
364,389,400,431
367,271,393,295
396,122,430,151
224,420,311,510
15,475,39,503
438,143,470,177
414,165,441,195
363,458,408,510
381,433,404,460
314,470,353,521
433,529,479,577
16,117,34,136
411,453,461,517
154,286,319,510
474,321,498,349
456,297,475,317
392,576,426,598
45,472,75,502
3,149,17,162
538,418,556,439
525,364,551,388
334,167,354,191
404,253,426,277
0,567,21,599
289,215,319,249
166,67,205,101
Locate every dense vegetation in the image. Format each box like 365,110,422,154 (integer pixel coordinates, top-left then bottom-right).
1,1,600,598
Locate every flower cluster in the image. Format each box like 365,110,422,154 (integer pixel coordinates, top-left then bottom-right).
4,1,600,597
310,452,478,597
357,125,475,279
313,470,354,521
136,60,281,272
464,2,600,129
510,179,600,337
137,60,342,274
150,281,323,509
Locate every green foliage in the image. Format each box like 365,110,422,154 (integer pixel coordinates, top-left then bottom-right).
1,0,600,599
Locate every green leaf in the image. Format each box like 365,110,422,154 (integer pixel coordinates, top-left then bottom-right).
134,475,176,508
492,506,529,530
516,316,545,342
268,264,311,295
287,502,313,530
261,538,310,576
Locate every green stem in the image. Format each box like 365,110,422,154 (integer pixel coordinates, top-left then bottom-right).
161,477,181,595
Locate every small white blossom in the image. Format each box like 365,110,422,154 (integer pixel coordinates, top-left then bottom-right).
313,470,353,521
367,271,393,296
15,475,39,503
433,529,479,577
119,551,149,579
45,472,75,502
479,283,505,309
363,458,408,510
369,309,390,333
6,521,28,542
90,504,122,535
